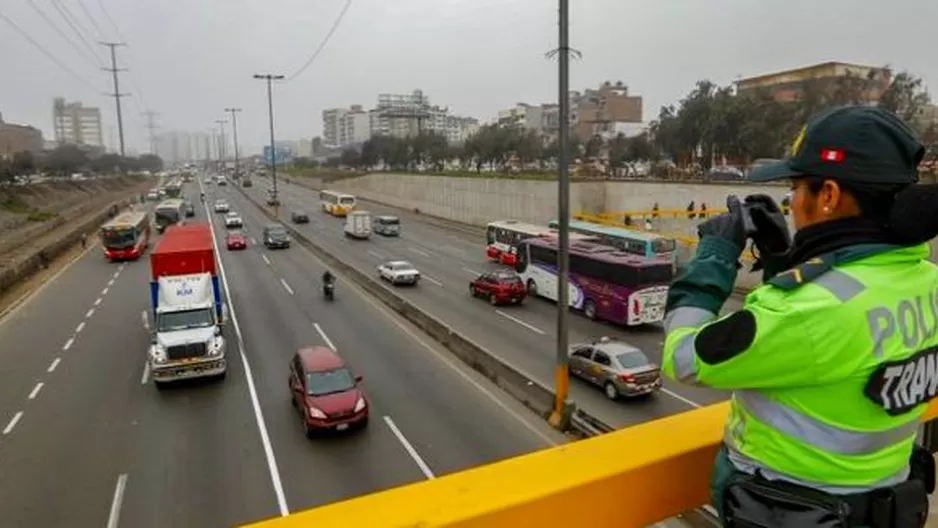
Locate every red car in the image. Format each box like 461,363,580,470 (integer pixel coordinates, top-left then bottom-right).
470,270,527,306
289,346,368,436
226,231,247,250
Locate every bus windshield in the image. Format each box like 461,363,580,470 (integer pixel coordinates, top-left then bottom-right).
101,226,136,249
339,196,355,205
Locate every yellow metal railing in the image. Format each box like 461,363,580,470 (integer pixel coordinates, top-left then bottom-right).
243,400,938,528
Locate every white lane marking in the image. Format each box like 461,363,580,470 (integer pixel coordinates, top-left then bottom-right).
63,337,75,351
119,263,126,272
106,474,128,528
261,254,271,266
28,382,43,400
251,237,257,244
408,247,430,258
112,270,120,279
462,267,481,276
421,274,443,287
101,287,109,296
108,278,115,287
662,387,703,409
76,321,85,333
367,250,384,259
140,362,150,385
495,310,546,335
140,310,149,330
201,180,290,516
313,322,337,351
3,411,23,435
383,416,435,479
94,297,102,306
86,308,95,318
279,278,294,296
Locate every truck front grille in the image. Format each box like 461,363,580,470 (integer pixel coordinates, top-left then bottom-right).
166,342,208,360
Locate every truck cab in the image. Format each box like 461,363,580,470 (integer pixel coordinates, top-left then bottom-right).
148,224,227,388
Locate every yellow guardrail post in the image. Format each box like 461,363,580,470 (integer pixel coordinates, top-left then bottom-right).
243,401,938,528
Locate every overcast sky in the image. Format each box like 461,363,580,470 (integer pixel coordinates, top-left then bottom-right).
1,0,936,155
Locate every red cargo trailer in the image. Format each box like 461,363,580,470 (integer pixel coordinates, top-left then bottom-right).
149,223,216,280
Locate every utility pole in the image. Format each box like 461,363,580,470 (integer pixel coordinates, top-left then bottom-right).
143,110,159,154
100,42,129,157
215,119,228,169
253,73,285,215
549,0,573,430
225,108,242,178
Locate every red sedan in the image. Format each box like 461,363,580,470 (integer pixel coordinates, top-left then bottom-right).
289,346,369,436
226,231,247,250
470,269,527,306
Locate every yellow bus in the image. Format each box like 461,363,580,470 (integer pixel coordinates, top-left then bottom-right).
320,190,356,217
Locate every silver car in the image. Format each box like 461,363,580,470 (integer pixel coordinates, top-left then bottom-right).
569,338,661,400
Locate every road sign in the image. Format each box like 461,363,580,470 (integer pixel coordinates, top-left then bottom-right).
263,146,293,166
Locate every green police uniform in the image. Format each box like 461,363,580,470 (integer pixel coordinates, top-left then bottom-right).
662,106,932,526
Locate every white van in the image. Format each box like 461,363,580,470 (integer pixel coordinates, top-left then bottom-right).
344,210,372,239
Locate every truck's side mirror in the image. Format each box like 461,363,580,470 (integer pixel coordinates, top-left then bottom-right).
355,375,363,383
150,333,157,345
221,304,229,323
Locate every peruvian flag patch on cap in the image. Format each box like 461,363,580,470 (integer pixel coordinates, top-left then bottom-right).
820,148,845,163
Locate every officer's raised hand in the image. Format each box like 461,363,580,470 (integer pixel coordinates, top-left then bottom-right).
745,194,792,279
697,195,746,257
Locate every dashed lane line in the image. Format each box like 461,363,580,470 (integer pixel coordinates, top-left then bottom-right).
47,357,61,373
62,337,74,351
27,382,43,400
76,321,85,333
106,474,128,528
86,308,95,318
383,416,435,480
279,278,294,296
3,411,23,435
494,310,546,335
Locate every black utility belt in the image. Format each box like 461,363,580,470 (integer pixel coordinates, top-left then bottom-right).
723,446,935,528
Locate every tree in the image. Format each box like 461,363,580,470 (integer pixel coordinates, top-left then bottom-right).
0,158,12,184
137,154,164,172
339,148,360,168
879,71,932,125
42,145,88,176
11,151,35,174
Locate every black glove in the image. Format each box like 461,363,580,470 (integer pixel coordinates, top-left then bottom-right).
697,195,746,251
744,194,792,279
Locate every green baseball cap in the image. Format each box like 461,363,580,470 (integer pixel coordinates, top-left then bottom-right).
747,105,925,184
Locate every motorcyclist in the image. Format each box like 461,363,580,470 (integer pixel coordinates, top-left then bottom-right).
322,270,334,285
200,192,205,203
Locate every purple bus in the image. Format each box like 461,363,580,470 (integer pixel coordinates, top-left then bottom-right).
514,237,672,326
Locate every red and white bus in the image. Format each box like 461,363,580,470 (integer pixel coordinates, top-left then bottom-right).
100,211,151,261
485,219,595,266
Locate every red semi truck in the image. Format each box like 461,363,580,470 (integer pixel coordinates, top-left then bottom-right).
147,223,227,388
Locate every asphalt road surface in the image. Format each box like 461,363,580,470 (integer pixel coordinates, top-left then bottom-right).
235,175,744,429
0,183,564,528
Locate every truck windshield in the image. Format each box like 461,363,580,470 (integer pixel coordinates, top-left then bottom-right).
157,308,214,332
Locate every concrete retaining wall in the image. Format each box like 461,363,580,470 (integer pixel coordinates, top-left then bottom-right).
235,184,559,423
0,195,138,297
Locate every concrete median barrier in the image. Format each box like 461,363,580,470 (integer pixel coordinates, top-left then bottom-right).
235,186,563,426
0,196,138,297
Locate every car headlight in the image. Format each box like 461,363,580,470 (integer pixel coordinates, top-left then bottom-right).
208,336,225,356
354,397,366,412
149,345,168,364
307,406,327,419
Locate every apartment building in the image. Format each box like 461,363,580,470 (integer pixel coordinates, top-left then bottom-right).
154,131,213,166
572,81,643,140
322,105,371,148
736,61,891,103
0,112,43,158
52,98,103,147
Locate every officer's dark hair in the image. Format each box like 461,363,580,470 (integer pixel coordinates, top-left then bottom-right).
800,175,938,245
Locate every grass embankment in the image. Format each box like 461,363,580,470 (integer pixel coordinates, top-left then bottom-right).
0,193,57,222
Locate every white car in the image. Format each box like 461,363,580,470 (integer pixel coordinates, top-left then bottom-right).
224,211,243,228
378,260,420,285
214,201,230,213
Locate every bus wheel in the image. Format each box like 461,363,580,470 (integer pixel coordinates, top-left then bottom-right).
584,300,597,320
526,280,538,297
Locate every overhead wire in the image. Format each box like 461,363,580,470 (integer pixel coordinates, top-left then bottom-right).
93,0,148,115
75,0,108,40
0,6,100,92
48,0,103,63
23,0,100,67
286,0,353,82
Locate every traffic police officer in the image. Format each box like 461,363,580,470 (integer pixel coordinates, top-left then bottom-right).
662,105,938,527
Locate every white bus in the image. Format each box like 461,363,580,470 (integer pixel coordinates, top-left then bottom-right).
485,219,595,266
320,190,356,217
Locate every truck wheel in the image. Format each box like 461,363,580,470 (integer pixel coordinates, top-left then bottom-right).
215,371,227,382
154,380,168,391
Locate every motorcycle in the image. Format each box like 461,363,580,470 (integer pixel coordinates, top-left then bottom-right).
323,281,335,301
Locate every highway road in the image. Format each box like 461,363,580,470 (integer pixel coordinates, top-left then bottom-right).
0,182,565,528
234,175,743,429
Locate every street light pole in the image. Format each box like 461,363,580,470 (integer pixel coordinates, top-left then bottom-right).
254,73,285,215
225,108,242,178
215,119,228,169
549,0,573,429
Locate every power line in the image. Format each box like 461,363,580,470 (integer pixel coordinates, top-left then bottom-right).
22,0,99,67
286,0,353,81
94,0,124,41
91,0,149,112
0,7,99,92
76,0,108,40
49,0,102,63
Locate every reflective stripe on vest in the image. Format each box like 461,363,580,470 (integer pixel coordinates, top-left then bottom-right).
726,390,918,488
663,306,714,384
